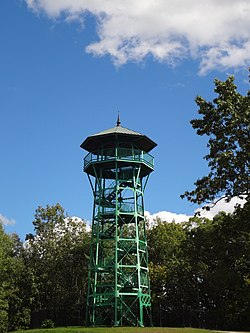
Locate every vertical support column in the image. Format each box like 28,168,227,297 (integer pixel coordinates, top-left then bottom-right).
114,161,119,326
133,166,142,327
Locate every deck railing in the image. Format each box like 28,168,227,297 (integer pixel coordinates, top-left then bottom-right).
84,147,154,170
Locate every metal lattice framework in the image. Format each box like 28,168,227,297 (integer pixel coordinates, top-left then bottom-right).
81,123,156,327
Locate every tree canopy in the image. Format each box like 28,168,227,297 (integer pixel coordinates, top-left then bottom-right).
181,74,250,206
25,204,90,327
147,202,250,329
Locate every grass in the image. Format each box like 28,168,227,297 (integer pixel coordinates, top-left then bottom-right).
11,327,217,333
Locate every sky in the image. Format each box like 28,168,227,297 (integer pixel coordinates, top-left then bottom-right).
0,0,249,240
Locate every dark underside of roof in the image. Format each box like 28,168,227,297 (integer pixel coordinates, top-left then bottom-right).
81,125,157,153
80,132,157,153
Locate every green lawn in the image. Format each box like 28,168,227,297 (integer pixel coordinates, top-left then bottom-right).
11,327,216,333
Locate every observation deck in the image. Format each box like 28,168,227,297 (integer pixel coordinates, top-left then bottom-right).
84,147,154,178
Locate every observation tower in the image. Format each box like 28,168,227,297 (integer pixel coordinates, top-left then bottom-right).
81,117,156,326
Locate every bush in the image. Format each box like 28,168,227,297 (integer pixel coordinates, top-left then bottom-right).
41,319,54,328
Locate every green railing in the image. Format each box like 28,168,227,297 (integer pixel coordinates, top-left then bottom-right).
84,147,154,170
99,203,143,215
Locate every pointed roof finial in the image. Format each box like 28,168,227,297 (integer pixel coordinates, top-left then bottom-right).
116,111,121,126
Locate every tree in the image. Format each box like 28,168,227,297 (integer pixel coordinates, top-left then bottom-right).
25,203,90,327
0,225,31,332
147,209,250,330
182,202,250,330
147,221,189,327
0,224,12,333
6,233,32,331
181,74,250,206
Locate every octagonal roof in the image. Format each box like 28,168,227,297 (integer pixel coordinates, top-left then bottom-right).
80,119,157,153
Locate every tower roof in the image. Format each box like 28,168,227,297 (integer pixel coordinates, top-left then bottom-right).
80,123,157,153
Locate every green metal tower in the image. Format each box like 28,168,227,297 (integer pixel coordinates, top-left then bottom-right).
81,117,157,327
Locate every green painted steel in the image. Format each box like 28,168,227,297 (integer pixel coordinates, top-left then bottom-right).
81,124,156,327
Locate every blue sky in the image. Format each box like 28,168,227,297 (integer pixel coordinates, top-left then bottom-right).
1,0,249,240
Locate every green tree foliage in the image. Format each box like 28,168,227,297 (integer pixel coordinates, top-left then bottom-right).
0,224,11,333
1,201,249,330
25,203,90,327
148,221,191,327
177,72,249,328
181,74,250,206
0,226,31,332
6,233,32,331
148,203,250,330
184,201,250,329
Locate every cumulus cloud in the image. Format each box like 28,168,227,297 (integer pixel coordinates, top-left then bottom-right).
66,216,91,232
196,196,247,219
24,0,250,73
145,196,246,227
145,210,191,228
0,213,15,226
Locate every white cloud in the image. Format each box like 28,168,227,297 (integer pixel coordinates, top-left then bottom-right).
67,216,91,232
145,210,191,228
24,0,250,73
0,214,15,226
145,196,246,227
196,196,247,219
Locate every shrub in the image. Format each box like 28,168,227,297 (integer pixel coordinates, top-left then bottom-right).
41,319,54,328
